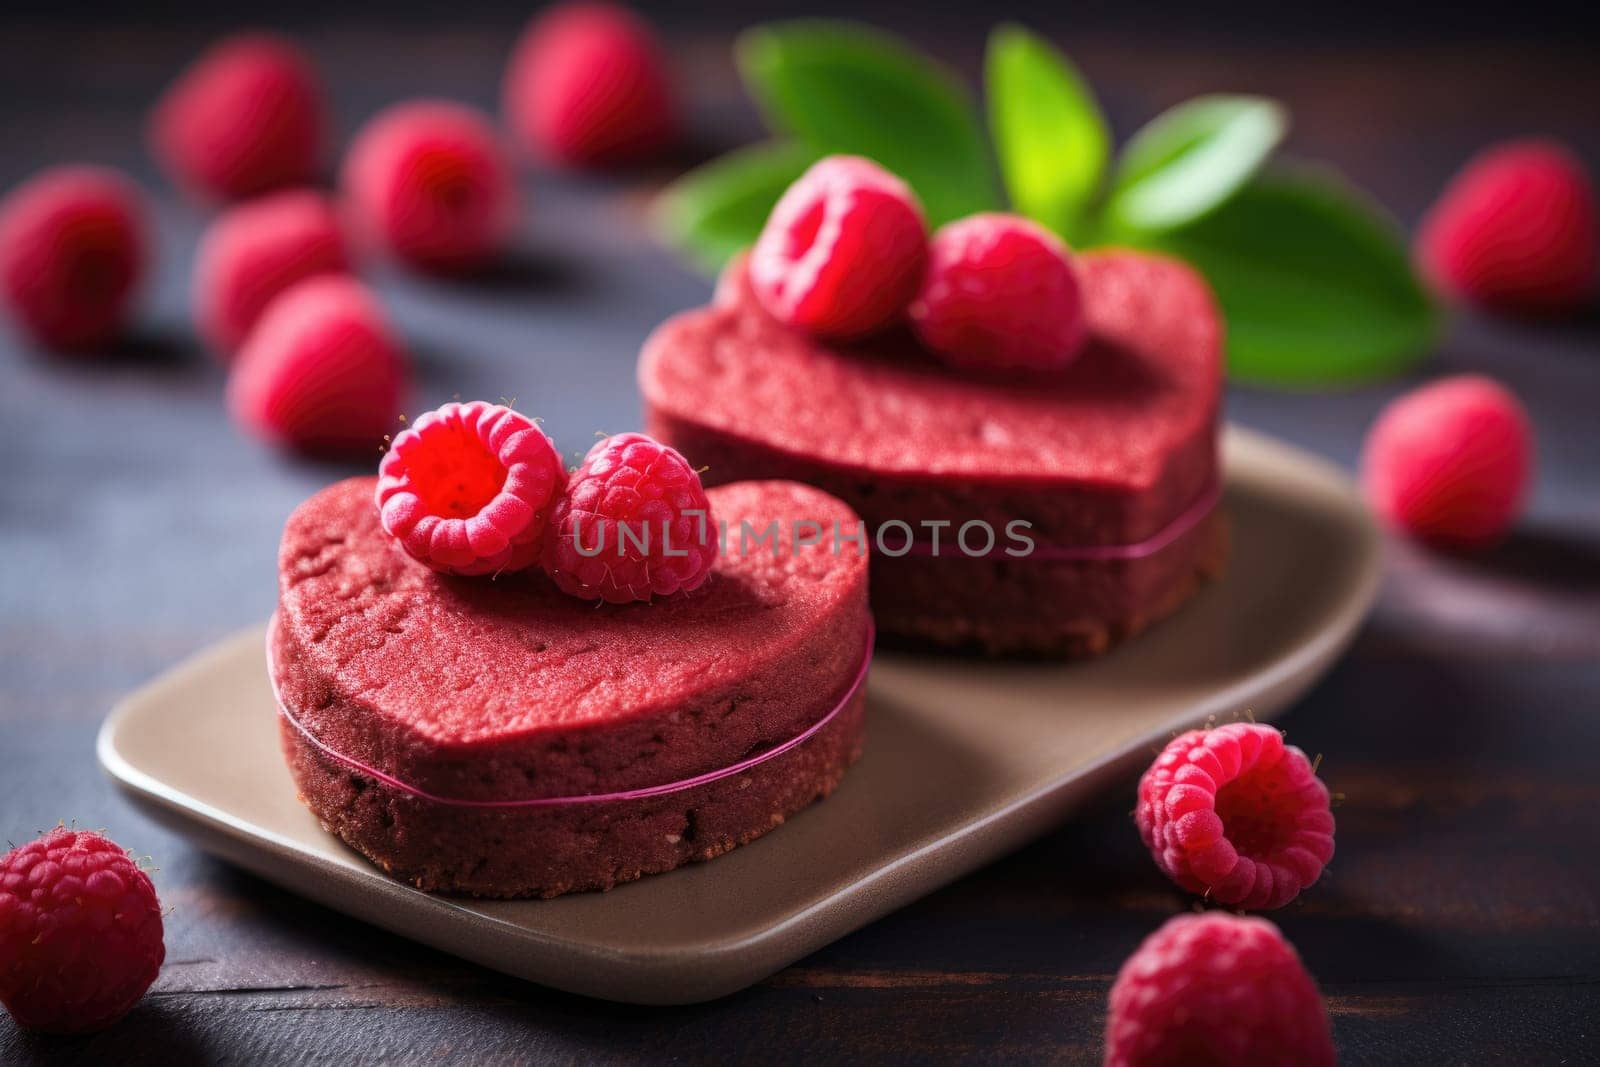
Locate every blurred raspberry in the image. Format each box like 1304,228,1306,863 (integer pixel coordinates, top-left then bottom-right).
749,155,928,340
1362,374,1533,550
342,101,519,273
0,827,165,1034
227,276,409,456
149,33,324,201
1105,912,1334,1067
193,189,350,358
1136,723,1335,910
909,213,1087,373
1417,139,1597,314
542,432,718,603
0,166,145,353
503,2,678,168
377,401,566,576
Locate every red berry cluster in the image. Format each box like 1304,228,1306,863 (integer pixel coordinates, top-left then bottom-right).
377,407,716,603
748,155,1091,374
0,828,164,1034
0,3,680,457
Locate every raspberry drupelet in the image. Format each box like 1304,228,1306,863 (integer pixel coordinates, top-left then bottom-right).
0,828,165,1034
1136,723,1334,910
749,155,928,340
1361,374,1533,550
1417,139,1597,315
227,276,410,457
0,166,146,352
342,101,519,274
542,432,718,603
1104,912,1334,1067
149,33,324,201
909,212,1087,374
376,401,566,577
503,1,679,168
193,189,351,358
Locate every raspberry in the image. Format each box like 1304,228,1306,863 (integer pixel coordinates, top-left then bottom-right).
227,276,410,456
542,432,718,603
909,213,1087,373
0,828,164,1034
193,189,350,359
0,166,145,352
376,402,566,577
1136,723,1334,910
1105,912,1334,1067
342,101,518,274
749,155,928,340
503,1,678,168
1361,374,1532,550
149,33,323,201
1417,139,1597,315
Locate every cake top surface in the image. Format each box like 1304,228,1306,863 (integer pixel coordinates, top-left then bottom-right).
276,477,867,747
639,251,1222,491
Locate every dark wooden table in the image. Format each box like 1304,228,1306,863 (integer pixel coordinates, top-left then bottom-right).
2,18,1598,1065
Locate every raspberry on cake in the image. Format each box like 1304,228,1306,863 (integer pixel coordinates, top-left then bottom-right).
1417,139,1597,315
273,478,870,898
1135,723,1334,910
342,100,519,273
0,828,165,1034
1105,912,1334,1067
748,155,928,340
377,401,565,577
641,250,1225,657
227,276,410,456
909,213,1087,374
0,166,146,352
1361,374,1532,550
149,33,324,201
193,189,351,358
542,432,718,602
503,1,679,167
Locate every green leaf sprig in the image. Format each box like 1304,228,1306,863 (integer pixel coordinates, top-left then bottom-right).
655,21,1438,385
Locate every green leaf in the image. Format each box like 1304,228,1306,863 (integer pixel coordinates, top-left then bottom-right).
652,141,818,275
737,21,1001,226
1107,95,1287,235
1136,167,1439,385
985,24,1109,240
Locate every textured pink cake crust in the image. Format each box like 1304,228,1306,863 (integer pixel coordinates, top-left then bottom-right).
639,251,1225,656
273,477,869,896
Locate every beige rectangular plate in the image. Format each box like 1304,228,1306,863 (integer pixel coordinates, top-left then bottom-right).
98,425,1379,1005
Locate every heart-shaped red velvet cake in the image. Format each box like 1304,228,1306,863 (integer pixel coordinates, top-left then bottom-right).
640,250,1226,656
273,477,869,898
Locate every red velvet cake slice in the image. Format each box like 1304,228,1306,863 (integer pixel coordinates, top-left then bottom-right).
273,477,869,898
639,250,1226,656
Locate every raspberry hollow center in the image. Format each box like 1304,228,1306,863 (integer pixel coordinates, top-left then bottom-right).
408,420,506,519
1214,756,1303,858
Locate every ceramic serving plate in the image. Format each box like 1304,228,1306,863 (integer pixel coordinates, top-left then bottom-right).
99,424,1379,1005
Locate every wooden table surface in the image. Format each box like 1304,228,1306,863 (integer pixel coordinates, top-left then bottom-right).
2,18,1598,1066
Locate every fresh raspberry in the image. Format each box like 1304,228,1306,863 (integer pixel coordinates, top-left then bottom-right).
149,33,323,201
0,828,164,1034
0,166,145,352
193,189,350,359
1105,912,1334,1067
749,155,928,340
909,213,1087,374
713,248,756,309
376,402,566,577
1361,374,1532,550
341,101,519,274
227,276,409,456
502,1,678,168
1136,723,1334,910
542,432,718,603
1417,139,1597,314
